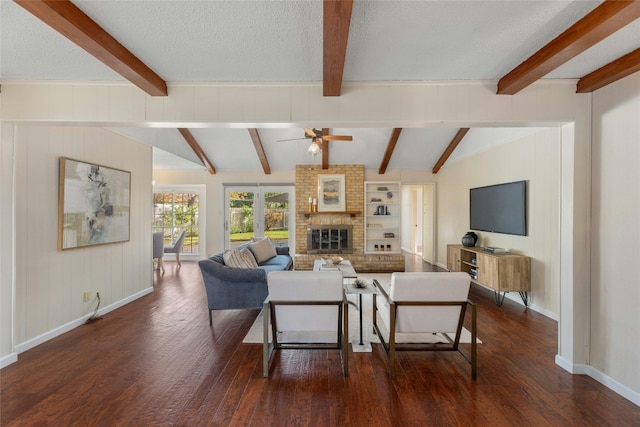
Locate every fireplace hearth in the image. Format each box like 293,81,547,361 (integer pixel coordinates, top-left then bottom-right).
306,225,353,254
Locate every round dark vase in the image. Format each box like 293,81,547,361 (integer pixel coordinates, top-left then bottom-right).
461,232,478,247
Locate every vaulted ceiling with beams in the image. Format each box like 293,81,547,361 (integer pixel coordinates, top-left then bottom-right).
2,1,639,173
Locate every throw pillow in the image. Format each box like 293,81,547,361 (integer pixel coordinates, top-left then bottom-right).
249,237,277,264
223,248,259,269
241,247,259,268
251,236,276,250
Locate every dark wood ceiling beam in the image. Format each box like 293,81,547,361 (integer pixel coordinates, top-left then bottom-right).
15,0,167,96
322,128,330,169
378,128,403,175
177,129,216,175
248,129,272,175
497,0,640,95
323,0,353,96
432,128,469,174
577,47,640,93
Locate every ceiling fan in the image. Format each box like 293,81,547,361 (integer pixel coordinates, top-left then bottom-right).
277,128,353,156
277,128,353,143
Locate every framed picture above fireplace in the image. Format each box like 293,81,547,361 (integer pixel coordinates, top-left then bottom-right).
318,174,345,212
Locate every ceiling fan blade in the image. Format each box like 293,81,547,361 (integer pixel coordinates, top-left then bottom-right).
276,137,307,142
323,135,353,141
304,128,317,138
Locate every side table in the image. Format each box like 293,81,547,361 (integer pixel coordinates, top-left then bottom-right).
343,280,379,352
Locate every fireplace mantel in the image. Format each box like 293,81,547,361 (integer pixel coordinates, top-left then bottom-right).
302,211,361,218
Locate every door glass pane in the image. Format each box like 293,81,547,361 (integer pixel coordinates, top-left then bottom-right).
263,191,289,247
229,191,255,248
153,192,199,254
174,193,199,254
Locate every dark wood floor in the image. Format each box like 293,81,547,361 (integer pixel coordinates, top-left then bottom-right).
2,257,639,426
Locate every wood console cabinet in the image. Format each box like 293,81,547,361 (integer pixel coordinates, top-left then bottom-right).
447,245,530,306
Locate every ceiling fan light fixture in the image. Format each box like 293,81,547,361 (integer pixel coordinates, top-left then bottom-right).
307,138,321,156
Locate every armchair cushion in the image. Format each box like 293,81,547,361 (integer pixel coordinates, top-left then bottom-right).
378,272,470,334
268,271,344,332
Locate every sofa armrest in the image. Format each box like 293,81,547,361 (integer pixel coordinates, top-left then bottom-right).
276,246,290,256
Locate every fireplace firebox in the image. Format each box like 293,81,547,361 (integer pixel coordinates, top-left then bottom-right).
306,225,353,254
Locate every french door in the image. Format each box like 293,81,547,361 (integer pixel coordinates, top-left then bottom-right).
224,185,294,250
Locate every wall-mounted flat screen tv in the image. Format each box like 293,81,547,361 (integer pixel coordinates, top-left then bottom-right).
470,180,527,236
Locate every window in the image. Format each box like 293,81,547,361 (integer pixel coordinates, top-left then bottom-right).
224,186,293,250
153,192,199,254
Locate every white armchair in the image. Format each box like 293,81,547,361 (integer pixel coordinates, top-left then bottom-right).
263,271,348,377
373,272,476,379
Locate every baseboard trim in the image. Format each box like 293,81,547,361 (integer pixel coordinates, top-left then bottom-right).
556,356,640,407
13,287,154,357
0,352,18,369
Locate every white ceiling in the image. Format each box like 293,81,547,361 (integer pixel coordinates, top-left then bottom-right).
2,0,639,172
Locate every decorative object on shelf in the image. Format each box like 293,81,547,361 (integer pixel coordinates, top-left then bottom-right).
386,244,391,251
384,232,395,238
374,244,379,251
461,231,478,247
377,186,388,191
318,174,345,212
371,197,382,202
374,205,390,215
58,157,131,250
386,191,393,199
483,246,507,254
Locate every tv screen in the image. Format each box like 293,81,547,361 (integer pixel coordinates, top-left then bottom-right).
470,180,527,236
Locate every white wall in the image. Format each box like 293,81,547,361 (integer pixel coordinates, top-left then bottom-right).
590,72,640,397
1,123,16,365
422,184,436,263
400,185,413,252
10,126,153,355
437,128,561,317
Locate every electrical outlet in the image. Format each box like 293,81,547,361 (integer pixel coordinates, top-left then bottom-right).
83,291,92,302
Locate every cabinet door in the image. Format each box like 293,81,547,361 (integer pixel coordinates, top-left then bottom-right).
476,254,498,290
447,245,461,272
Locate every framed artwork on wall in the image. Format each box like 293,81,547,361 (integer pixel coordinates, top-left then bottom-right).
317,174,346,212
58,157,131,250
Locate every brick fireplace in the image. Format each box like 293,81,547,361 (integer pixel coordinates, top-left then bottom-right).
294,164,404,272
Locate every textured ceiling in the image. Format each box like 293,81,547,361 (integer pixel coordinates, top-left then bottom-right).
2,0,639,171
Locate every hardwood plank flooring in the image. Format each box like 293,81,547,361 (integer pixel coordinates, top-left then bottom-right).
2,257,639,426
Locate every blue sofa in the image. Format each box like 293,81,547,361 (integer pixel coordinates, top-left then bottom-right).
198,244,293,326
